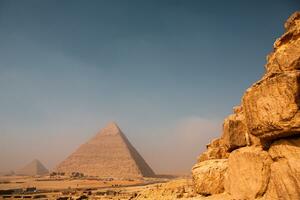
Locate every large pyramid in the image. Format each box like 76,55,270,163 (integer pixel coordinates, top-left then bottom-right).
16,159,49,176
56,122,155,178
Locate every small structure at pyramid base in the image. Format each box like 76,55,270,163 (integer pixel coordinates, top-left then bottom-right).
56,122,155,179
16,159,49,176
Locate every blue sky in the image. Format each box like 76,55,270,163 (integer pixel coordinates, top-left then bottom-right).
0,0,299,174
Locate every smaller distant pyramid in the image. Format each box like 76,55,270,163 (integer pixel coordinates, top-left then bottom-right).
16,159,49,176
0,170,14,176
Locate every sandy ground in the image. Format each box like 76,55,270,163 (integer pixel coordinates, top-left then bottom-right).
0,175,143,190
0,175,169,199
0,176,229,199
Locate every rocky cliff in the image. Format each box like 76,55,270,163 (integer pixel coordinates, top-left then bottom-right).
192,11,300,200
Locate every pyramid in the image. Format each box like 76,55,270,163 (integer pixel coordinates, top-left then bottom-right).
16,159,49,176
56,122,155,178
0,170,14,176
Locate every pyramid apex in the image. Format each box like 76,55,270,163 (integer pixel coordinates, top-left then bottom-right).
99,121,122,136
107,121,119,128
31,159,44,165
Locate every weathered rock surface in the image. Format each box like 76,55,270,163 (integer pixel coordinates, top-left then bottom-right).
266,12,300,74
285,11,300,31
197,139,229,162
135,179,197,200
263,137,300,200
190,11,300,200
192,159,227,195
221,112,248,151
243,71,300,140
225,147,272,199
135,179,232,200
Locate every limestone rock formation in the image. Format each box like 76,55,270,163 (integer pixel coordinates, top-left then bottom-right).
242,11,300,141
192,159,227,195
135,179,232,200
264,137,300,200
191,11,300,200
56,122,155,179
224,147,272,199
243,71,300,140
197,139,229,162
221,112,248,151
135,179,197,200
16,159,49,176
266,11,300,74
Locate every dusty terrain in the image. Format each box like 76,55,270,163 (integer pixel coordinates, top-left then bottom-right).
0,175,168,199
0,175,229,200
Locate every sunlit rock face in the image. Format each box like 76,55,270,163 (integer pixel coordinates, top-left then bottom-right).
243,71,300,140
266,11,300,74
224,147,272,199
192,159,227,195
197,139,229,162
264,137,300,200
221,111,247,151
192,11,300,200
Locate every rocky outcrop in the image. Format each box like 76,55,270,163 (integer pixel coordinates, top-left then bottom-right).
135,179,232,200
264,137,300,200
243,71,300,140
192,159,227,195
197,139,229,162
221,111,248,151
266,11,300,74
135,179,197,200
241,12,300,141
192,11,300,200
224,147,272,199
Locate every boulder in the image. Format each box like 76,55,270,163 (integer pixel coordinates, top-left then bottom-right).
221,112,248,151
263,137,300,200
242,71,300,140
192,159,227,195
225,147,272,199
268,136,300,161
197,139,229,162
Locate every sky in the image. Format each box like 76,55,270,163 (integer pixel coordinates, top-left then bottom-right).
0,0,299,174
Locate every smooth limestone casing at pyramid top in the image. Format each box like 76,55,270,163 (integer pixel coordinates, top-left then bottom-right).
56,122,155,179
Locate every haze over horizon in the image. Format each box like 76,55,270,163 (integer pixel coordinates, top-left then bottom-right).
0,0,299,174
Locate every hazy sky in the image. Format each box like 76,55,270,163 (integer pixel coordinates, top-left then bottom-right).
0,0,299,174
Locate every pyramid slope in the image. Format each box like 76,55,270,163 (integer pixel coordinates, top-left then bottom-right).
56,122,155,178
16,159,49,176
119,132,155,177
